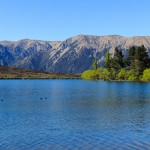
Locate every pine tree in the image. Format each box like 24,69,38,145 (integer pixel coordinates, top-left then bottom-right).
106,51,111,70
125,46,136,68
134,45,149,76
112,47,124,70
92,58,98,70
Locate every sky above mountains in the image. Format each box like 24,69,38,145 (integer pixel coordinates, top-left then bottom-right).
0,0,150,41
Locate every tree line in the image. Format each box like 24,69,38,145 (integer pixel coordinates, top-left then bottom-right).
82,45,150,81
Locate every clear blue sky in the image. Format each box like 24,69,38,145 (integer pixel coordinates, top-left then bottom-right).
0,0,150,41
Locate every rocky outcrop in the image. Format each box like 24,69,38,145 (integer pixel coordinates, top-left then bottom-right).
0,35,150,74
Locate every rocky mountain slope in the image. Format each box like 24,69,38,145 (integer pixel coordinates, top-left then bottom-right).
0,35,150,74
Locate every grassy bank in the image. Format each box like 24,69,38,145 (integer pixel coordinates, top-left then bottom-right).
0,66,81,79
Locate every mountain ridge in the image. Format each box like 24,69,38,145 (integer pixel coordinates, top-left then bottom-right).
0,35,150,74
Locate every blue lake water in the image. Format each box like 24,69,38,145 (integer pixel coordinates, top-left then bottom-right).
0,80,150,150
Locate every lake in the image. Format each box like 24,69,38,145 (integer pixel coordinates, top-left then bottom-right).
0,80,150,150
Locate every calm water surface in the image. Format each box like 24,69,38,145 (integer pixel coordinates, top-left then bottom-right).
0,80,150,150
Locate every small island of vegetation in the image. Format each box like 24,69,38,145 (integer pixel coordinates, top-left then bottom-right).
82,45,150,82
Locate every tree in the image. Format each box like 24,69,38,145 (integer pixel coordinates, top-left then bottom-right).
125,46,136,68
106,51,111,70
92,58,98,70
110,68,117,80
134,45,149,76
82,45,150,82
148,58,150,68
112,47,124,70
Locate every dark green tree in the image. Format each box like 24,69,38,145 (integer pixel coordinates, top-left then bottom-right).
125,46,136,68
92,58,98,70
134,45,149,76
106,51,111,70
82,45,150,82
148,58,150,68
112,47,124,70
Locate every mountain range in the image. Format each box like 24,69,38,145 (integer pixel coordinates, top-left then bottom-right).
0,35,150,74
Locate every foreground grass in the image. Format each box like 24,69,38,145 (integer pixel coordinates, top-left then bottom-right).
0,66,80,79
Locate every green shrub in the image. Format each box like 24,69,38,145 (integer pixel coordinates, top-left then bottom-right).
141,69,150,81
117,69,127,80
126,69,137,81
98,68,111,80
81,70,99,80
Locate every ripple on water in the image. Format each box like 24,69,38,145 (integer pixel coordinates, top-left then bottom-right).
0,80,150,149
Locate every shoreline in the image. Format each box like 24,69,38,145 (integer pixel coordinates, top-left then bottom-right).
0,66,81,80
0,78,81,80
